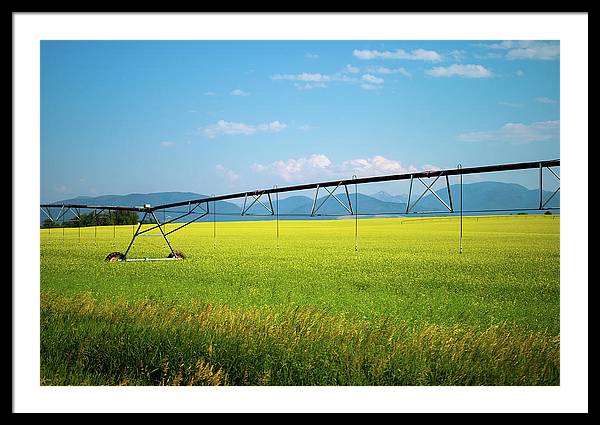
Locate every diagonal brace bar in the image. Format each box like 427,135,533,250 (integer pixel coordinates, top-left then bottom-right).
313,181,352,215
547,166,560,181
310,185,320,216
323,183,353,214
150,211,177,257
446,175,454,213
407,175,441,213
124,211,148,257
165,211,209,236
41,207,55,223
138,203,205,235
540,165,560,209
252,194,274,215
417,176,452,212
242,192,274,215
406,175,414,214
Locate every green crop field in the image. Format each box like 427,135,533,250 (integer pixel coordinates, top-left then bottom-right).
40,214,560,386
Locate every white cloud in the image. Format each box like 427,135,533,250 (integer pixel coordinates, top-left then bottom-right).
426,64,492,78
422,164,442,172
478,41,560,60
294,82,327,90
252,154,333,182
160,141,176,148
361,74,384,85
516,69,525,76
271,69,359,90
366,66,411,77
360,84,383,90
305,53,319,59
200,120,287,138
54,185,70,194
215,164,240,184
353,48,442,61
447,50,467,61
498,101,523,108
535,96,557,104
481,41,515,50
473,52,504,60
360,74,385,89
298,124,317,131
230,89,250,96
340,156,413,176
203,91,216,96
344,64,360,74
507,43,560,61
272,73,333,82
252,154,418,182
458,120,560,144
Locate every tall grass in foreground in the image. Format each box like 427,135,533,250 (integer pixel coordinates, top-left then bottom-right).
41,292,559,386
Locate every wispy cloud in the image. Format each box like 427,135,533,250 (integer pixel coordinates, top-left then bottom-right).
252,154,420,183
426,64,492,78
361,74,384,84
215,164,240,184
353,48,442,62
294,82,327,90
272,73,333,89
340,155,416,176
473,52,505,60
272,64,407,91
203,91,216,96
160,141,176,148
458,120,560,144
200,120,287,138
365,66,411,77
478,41,560,60
305,53,319,60
230,88,250,96
54,184,70,194
252,154,333,183
535,96,557,104
271,70,357,90
447,50,467,61
272,73,334,83
498,101,523,108
360,74,385,90
344,64,360,74
422,164,442,172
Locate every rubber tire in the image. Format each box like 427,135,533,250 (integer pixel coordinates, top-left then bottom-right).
167,251,185,259
105,252,126,262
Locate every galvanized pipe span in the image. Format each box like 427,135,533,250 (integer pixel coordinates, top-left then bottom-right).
40,158,560,261
41,159,560,213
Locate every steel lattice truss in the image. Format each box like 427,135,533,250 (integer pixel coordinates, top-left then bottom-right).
40,159,560,262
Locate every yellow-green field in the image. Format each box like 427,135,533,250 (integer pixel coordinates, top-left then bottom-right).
40,214,560,385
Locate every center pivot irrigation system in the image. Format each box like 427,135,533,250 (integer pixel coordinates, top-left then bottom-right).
40,159,560,262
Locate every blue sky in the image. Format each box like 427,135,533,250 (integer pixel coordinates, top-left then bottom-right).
40,40,560,202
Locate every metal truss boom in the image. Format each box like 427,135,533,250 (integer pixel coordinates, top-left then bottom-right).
41,159,559,215
40,158,560,261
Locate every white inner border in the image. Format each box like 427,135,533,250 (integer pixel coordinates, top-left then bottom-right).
14,12,588,413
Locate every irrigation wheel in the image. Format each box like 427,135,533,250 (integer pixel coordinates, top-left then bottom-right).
167,251,186,259
105,252,126,262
